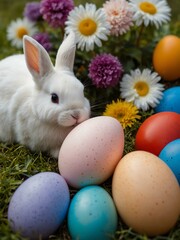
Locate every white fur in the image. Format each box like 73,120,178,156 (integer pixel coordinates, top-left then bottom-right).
0,32,90,158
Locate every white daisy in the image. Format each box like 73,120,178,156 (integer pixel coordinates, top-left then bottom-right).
120,69,164,111
129,0,171,28
7,18,38,48
65,3,110,51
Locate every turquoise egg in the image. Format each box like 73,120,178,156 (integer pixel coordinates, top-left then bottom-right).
155,86,180,114
159,139,180,184
68,185,118,240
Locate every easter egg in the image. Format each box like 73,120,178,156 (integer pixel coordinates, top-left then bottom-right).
155,86,180,114
159,139,180,184
8,172,70,239
58,116,124,188
153,35,180,81
135,112,180,156
112,151,180,237
68,185,118,240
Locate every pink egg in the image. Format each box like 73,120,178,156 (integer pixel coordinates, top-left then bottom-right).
58,116,124,188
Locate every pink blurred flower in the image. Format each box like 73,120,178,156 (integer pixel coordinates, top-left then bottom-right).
103,0,133,36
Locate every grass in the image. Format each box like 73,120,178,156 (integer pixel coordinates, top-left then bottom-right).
1,131,180,240
0,0,180,239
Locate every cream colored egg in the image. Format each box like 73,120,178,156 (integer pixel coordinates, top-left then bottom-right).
59,116,124,188
112,150,180,237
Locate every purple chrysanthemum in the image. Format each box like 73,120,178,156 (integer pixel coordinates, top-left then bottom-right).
24,2,42,22
88,53,123,88
40,0,74,28
33,32,52,52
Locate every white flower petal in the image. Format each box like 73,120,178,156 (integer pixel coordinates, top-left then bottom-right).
7,18,37,49
120,68,164,111
129,0,171,28
65,3,110,52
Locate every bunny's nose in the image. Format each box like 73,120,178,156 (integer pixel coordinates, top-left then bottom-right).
71,111,79,121
71,114,78,120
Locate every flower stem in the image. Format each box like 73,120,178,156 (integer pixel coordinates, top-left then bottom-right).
136,24,145,47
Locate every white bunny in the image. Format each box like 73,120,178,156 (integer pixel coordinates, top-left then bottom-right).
0,32,90,158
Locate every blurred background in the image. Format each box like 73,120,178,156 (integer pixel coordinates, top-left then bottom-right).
0,0,179,57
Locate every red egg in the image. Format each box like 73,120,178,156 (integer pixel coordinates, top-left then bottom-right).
135,112,180,156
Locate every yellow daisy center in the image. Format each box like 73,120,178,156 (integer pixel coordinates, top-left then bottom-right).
16,27,28,39
134,81,149,96
139,2,157,15
78,18,97,36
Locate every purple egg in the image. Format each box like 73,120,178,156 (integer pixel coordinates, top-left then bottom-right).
8,172,70,239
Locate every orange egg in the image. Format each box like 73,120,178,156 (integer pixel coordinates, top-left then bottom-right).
153,35,180,81
112,151,180,237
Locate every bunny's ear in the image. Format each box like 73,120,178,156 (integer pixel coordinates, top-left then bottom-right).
55,31,76,72
23,35,53,82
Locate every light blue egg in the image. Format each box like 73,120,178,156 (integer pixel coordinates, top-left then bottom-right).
68,185,118,240
155,86,180,114
159,139,180,184
8,172,70,239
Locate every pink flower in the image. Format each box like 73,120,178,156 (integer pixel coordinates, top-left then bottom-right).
103,0,133,36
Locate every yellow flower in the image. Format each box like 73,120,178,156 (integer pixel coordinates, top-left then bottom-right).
103,99,141,129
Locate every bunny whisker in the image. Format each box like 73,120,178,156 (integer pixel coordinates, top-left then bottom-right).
82,79,92,88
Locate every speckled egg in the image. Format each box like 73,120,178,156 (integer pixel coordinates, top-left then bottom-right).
112,151,180,237
58,116,124,188
68,185,118,240
8,172,70,239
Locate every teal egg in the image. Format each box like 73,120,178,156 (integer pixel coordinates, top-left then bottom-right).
159,139,180,184
68,185,118,240
155,86,180,114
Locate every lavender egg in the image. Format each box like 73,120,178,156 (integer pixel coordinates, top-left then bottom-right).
8,172,70,239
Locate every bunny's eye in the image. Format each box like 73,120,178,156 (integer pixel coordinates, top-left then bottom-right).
51,93,59,104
